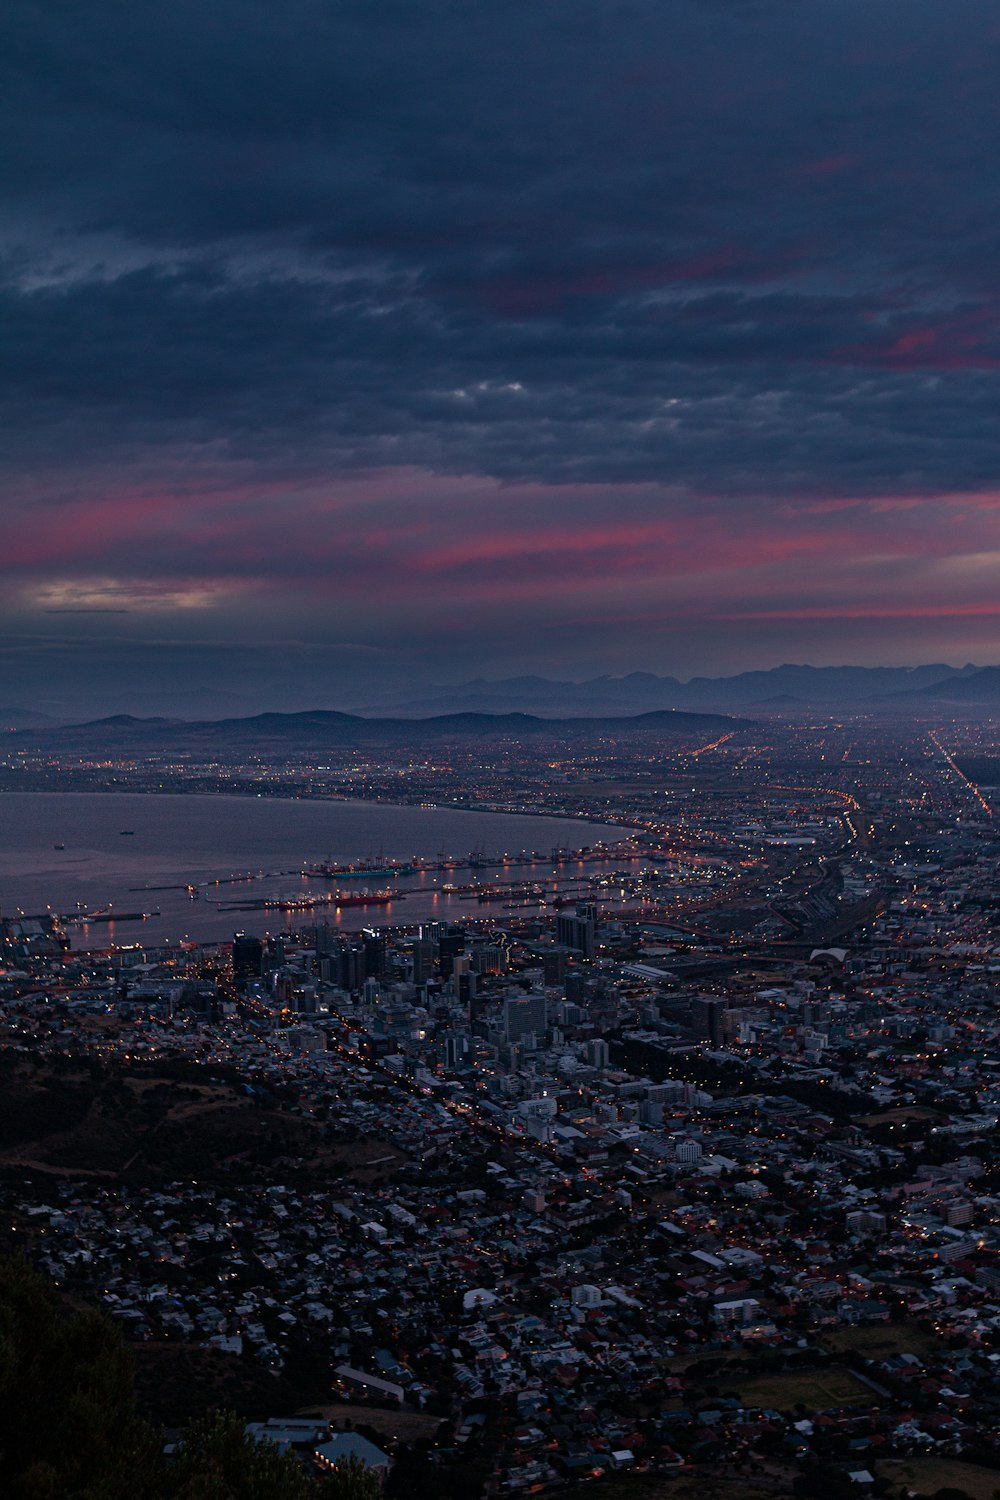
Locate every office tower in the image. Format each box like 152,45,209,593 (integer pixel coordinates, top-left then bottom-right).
315,923,339,956
471,942,507,976
556,905,595,960
362,927,386,979
444,1032,470,1069
339,943,366,992
565,968,589,1006
232,932,263,981
410,939,435,984
504,991,547,1044
693,995,729,1046
457,970,476,1005
543,947,567,985
437,925,466,980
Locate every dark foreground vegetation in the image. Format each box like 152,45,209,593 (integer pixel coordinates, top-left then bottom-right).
0,1255,379,1500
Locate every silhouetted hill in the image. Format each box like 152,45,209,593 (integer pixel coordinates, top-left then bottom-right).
8,665,991,724
897,665,1000,703
0,707,58,730
13,706,748,753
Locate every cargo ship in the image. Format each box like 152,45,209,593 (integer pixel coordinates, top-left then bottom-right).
272,888,395,911
218,888,398,914
306,857,415,879
331,889,396,908
66,908,157,924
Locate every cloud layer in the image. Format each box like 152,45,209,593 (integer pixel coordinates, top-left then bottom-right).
4,0,1000,696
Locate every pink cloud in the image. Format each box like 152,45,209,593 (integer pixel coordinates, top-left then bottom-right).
717,603,1000,622
833,307,1000,370
472,247,750,317
6,461,1000,650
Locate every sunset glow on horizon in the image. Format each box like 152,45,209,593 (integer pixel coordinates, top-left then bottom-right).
4,0,1000,709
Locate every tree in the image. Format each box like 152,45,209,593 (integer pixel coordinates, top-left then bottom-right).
0,1255,383,1500
168,1410,317,1500
317,1455,383,1500
167,1413,382,1500
0,1253,158,1500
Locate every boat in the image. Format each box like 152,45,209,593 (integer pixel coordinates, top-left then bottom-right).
54,843,65,850
333,889,396,908
119,830,135,836
306,857,415,879
68,909,154,924
264,888,396,911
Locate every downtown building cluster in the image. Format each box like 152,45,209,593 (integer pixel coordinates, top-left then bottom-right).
4,716,1000,1494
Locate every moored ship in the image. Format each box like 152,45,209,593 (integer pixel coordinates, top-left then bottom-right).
306,856,415,879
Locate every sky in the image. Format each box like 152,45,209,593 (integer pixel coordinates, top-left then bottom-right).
4,0,1000,712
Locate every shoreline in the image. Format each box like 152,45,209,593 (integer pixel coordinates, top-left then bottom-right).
0,785,628,828
0,793,632,948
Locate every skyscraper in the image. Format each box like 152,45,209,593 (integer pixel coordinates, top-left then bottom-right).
556,905,595,960
232,931,263,982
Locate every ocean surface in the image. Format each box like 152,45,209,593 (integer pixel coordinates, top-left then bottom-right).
0,793,627,948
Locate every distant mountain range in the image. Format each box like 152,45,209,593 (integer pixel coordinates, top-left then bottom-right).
6,663,1000,730
7,706,746,752
357,663,994,716
895,665,1000,703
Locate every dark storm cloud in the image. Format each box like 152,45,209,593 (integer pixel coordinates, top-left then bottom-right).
0,0,997,493
3,0,1000,687
3,263,999,499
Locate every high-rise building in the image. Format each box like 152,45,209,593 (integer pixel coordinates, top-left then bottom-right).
693,995,729,1046
471,942,506,976
556,906,595,960
504,991,547,1044
339,942,366,992
410,939,435,984
457,970,476,1005
362,927,386,979
542,947,567,985
585,1037,610,1067
232,932,263,982
565,968,589,1006
444,1032,470,1069
315,923,339,955
437,925,466,979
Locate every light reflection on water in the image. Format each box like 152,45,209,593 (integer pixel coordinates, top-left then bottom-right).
0,792,627,946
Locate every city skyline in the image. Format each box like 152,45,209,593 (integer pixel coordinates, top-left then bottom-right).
4,0,1000,705
7,11,1000,1485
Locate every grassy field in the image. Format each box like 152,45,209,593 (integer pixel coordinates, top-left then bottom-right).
730,1366,871,1412
584,1466,797,1500
858,1107,941,1126
0,1054,402,1184
670,1349,757,1375
822,1321,940,1360
295,1403,442,1445
883,1457,1000,1499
